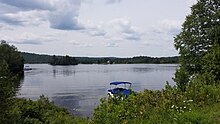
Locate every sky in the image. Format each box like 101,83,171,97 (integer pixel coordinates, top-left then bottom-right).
0,0,197,57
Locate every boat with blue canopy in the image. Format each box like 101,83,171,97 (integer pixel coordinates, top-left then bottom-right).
108,81,132,97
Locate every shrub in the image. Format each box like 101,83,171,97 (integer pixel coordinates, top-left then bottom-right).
10,96,88,124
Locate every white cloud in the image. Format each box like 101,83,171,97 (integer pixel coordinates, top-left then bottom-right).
79,17,142,41
68,40,93,48
81,23,106,37
105,42,118,47
0,10,47,26
187,0,197,6
0,0,84,30
107,17,143,41
0,3,21,14
0,23,13,30
0,0,54,11
139,19,182,55
48,0,84,30
7,32,57,45
106,0,122,4
153,19,182,36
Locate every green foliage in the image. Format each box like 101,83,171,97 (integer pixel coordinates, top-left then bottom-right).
0,41,23,124
0,59,9,76
201,103,220,124
92,80,220,123
174,0,220,89
173,66,190,91
50,55,78,65
176,111,210,124
0,62,21,124
202,43,220,83
92,85,176,123
0,40,24,73
0,74,15,123
10,96,88,124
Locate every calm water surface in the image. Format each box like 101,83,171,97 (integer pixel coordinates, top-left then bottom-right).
17,64,178,117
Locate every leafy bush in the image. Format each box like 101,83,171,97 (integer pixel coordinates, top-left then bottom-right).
10,96,88,124
0,61,20,124
92,79,220,123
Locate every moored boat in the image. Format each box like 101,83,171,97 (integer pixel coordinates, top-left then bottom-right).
24,66,32,71
108,81,132,97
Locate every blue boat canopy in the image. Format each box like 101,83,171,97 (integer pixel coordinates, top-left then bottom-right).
110,81,132,85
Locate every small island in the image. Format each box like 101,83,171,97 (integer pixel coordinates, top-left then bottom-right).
50,55,78,65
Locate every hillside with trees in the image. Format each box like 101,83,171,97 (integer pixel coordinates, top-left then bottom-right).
21,52,178,64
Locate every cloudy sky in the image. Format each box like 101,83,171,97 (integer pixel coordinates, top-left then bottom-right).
0,0,197,57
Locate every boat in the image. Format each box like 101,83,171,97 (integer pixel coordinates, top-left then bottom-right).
24,66,32,71
108,81,132,98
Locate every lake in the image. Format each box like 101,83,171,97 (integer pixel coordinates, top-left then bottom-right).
17,64,178,117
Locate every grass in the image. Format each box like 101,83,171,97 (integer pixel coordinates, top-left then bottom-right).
200,103,220,124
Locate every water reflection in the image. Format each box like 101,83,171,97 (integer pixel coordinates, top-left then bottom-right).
52,88,105,117
132,67,154,73
52,68,76,77
53,69,56,77
15,73,24,92
18,64,178,117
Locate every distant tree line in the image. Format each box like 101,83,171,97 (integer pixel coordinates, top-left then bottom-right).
50,55,78,65
21,52,179,64
21,52,52,64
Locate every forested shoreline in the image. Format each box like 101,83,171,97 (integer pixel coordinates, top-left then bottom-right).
22,52,179,64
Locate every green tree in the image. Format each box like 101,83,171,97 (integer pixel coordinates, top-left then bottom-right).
200,43,220,84
11,96,86,124
0,41,24,123
174,0,220,90
51,55,57,65
0,61,17,124
0,40,24,73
